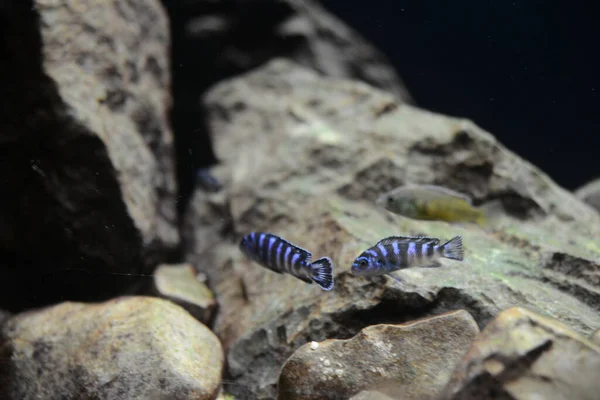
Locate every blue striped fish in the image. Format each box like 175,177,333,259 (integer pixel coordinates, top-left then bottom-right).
351,235,463,281
239,232,334,291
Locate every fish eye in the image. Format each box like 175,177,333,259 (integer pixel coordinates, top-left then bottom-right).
386,196,394,204
357,259,368,269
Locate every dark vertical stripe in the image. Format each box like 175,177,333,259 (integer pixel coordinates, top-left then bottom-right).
384,244,397,267
277,241,287,272
427,243,435,257
373,245,384,259
399,242,409,267
416,242,423,260
436,244,444,255
258,233,267,262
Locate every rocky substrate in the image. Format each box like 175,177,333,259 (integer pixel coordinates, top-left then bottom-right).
0,1,598,400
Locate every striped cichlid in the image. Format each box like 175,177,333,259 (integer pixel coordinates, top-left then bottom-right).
239,232,334,291
376,184,486,226
351,235,463,281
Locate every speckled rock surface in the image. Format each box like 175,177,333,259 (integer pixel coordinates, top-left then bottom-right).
184,59,600,398
441,307,600,400
0,0,178,310
0,296,223,400
153,263,217,324
278,310,479,400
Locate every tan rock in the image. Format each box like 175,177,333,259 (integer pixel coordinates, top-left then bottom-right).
153,263,216,324
0,296,223,400
441,307,600,400
278,310,479,400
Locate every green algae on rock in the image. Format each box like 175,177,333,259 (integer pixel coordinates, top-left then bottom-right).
278,310,479,400
0,296,223,400
185,59,600,399
440,307,600,400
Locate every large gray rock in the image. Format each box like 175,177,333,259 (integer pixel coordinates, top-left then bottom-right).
184,59,600,399
278,310,479,400
0,0,178,310
0,296,223,400
440,307,600,400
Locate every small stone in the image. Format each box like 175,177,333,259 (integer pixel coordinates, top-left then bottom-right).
440,307,600,400
310,341,319,350
0,296,224,400
153,263,216,324
278,310,479,399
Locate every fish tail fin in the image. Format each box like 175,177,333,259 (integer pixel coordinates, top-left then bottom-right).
441,235,464,261
310,257,334,291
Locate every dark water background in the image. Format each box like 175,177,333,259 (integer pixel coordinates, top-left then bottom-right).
322,0,599,190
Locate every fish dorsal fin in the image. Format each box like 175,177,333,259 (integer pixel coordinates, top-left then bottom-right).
376,236,440,246
416,184,473,204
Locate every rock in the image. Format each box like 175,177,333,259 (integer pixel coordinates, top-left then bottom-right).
0,0,178,310
184,59,600,398
278,310,479,400
575,178,600,214
153,263,217,324
440,307,600,400
590,329,600,346
0,296,223,400
162,0,412,205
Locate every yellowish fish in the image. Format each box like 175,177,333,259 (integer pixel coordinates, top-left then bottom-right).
376,184,487,226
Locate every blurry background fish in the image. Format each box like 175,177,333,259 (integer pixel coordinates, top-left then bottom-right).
376,184,500,227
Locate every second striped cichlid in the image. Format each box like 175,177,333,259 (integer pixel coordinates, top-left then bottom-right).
376,184,487,226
